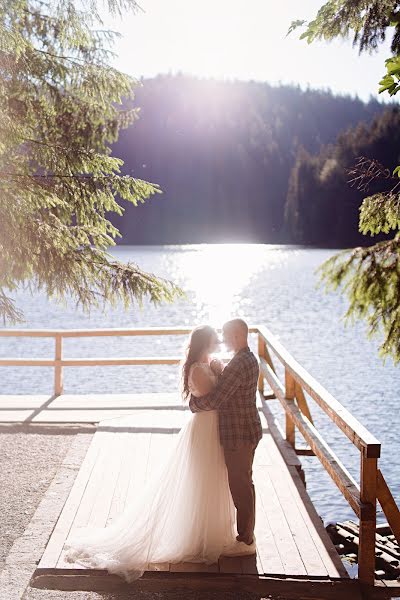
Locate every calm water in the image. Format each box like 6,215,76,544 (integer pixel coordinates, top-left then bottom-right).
0,244,398,526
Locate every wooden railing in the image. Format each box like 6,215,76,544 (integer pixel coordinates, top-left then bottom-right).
256,325,400,587
0,324,399,587
0,327,258,396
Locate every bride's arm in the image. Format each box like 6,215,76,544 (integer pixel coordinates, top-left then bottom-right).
189,359,242,412
190,365,216,397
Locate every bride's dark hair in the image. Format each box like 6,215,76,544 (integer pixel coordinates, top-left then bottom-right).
181,325,217,401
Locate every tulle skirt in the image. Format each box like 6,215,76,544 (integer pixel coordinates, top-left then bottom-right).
64,410,237,582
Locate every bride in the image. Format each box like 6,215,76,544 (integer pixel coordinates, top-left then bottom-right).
64,325,238,582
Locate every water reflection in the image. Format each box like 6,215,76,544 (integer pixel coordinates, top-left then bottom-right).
161,244,290,325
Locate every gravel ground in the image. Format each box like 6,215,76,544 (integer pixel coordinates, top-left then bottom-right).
0,429,75,572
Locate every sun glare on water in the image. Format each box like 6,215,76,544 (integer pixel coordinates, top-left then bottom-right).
168,244,286,326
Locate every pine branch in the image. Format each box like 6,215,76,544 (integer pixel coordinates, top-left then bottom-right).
0,0,183,323
0,289,24,325
346,157,393,193
316,237,400,363
345,157,400,235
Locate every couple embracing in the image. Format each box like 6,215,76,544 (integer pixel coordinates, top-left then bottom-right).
65,318,263,582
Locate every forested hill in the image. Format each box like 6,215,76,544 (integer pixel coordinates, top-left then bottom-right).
110,74,387,245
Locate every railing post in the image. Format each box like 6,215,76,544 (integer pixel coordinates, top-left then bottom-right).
258,333,266,392
285,368,296,448
294,381,314,423
358,449,377,586
54,334,63,396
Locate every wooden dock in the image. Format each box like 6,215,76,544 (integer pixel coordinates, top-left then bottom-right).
1,325,400,599
28,393,358,598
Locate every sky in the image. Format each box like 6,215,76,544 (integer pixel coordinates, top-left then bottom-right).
102,0,394,102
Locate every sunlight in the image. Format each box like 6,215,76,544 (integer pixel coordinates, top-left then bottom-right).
169,244,285,326
101,0,392,101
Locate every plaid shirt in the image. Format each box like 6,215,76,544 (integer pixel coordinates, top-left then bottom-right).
189,347,263,449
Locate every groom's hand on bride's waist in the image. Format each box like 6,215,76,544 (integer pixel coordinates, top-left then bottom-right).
189,393,214,413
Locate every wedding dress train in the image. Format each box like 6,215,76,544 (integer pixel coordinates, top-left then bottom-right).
64,362,237,582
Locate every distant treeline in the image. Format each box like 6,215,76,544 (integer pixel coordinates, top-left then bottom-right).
286,108,400,246
109,74,394,246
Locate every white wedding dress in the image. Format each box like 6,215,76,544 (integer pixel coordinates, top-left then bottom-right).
64,362,237,582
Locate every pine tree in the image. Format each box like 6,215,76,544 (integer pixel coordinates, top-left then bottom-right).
289,1,400,363
0,0,182,324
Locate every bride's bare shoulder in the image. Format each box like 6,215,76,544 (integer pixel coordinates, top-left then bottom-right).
189,362,215,395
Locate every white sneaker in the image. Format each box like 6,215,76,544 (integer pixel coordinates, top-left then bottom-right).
221,540,257,557
237,534,257,545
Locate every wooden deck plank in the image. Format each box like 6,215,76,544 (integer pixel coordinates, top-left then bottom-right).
285,465,349,578
0,410,46,421
37,409,185,426
0,394,53,407
123,432,152,511
0,393,183,408
56,432,122,569
253,477,285,574
254,437,273,467
253,466,308,575
262,423,298,468
52,393,184,408
56,433,119,568
68,433,116,531
0,393,189,424
267,464,329,576
259,399,303,469
86,434,124,529
38,431,105,569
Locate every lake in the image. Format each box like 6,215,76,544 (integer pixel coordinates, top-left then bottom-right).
0,244,398,526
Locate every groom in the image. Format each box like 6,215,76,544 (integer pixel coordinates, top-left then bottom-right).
189,318,262,556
